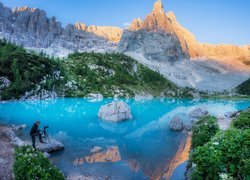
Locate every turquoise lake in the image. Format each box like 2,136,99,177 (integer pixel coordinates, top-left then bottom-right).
0,98,249,179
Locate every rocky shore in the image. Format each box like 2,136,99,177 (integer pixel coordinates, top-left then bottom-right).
0,125,64,179
0,126,15,180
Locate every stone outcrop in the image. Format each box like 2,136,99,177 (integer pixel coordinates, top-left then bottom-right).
169,116,184,131
36,139,64,153
0,127,26,147
98,101,133,122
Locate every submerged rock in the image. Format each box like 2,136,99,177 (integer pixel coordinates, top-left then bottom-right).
169,116,184,131
11,124,27,131
98,101,132,122
188,108,208,119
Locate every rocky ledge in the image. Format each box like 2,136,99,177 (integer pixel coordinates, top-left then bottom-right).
2,126,64,152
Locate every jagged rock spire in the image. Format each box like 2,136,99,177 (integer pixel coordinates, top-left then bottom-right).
153,0,165,15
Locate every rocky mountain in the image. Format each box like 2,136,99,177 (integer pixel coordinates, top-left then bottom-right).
120,0,250,64
0,0,249,91
118,0,250,91
118,0,188,62
0,39,193,101
165,11,250,64
0,2,119,57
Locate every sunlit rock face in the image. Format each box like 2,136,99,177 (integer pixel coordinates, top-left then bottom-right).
119,0,250,64
74,23,123,43
141,0,173,33
86,26,123,43
118,0,188,62
165,11,250,63
129,18,143,32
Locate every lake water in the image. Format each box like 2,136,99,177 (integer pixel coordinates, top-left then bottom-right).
0,98,249,179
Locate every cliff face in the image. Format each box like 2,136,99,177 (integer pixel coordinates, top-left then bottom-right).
165,11,250,63
74,24,123,43
0,2,117,56
118,0,188,62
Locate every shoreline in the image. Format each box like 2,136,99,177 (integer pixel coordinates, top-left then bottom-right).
0,125,15,180
163,131,192,180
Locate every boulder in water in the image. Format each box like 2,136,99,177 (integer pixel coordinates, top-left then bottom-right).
98,101,132,122
188,108,208,118
169,116,184,131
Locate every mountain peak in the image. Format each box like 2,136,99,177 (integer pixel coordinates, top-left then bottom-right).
153,0,165,15
13,6,38,13
129,18,143,31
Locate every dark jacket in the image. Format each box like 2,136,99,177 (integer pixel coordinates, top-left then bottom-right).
30,124,39,136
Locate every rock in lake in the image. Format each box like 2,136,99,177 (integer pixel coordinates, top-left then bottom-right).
11,124,27,131
98,101,132,122
188,108,208,118
36,139,64,153
169,116,184,131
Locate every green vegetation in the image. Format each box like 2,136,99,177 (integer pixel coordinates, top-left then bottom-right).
189,109,250,180
191,116,219,148
0,40,194,100
13,145,64,180
232,109,250,130
237,78,250,95
62,52,187,97
0,39,65,100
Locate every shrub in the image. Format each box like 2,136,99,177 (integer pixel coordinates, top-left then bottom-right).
13,145,64,180
191,116,219,148
190,129,250,179
232,109,250,130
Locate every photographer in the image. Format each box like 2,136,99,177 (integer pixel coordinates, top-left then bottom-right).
29,121,44,149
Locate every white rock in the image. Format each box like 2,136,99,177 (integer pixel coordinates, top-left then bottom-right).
188,108,208,118
98,101,132,122
0,77,10,89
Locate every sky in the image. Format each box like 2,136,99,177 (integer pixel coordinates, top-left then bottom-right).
0,0,249,45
